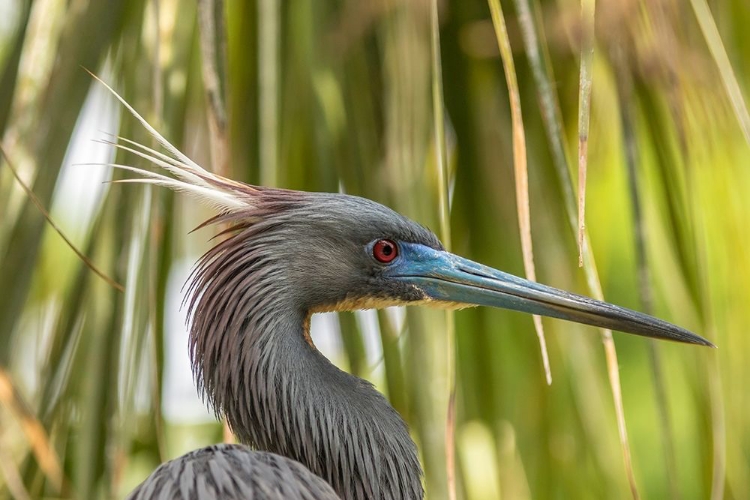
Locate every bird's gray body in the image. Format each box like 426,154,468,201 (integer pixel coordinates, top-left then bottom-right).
126,444,338,499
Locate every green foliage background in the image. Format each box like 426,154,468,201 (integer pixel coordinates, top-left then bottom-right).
0,0,748,498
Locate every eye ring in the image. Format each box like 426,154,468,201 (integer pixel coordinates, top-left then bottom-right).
372,239,399,264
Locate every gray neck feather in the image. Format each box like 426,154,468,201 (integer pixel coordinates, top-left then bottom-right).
187,222,424,499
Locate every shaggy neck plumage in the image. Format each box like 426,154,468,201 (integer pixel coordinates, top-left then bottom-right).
187,227,423,500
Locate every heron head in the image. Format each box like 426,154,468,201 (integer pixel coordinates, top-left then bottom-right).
203,189,711,347
94,75,712,349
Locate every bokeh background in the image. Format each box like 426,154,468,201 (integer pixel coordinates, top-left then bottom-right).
0,0,748,498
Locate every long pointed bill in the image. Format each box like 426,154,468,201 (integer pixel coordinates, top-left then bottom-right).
387,243,713,347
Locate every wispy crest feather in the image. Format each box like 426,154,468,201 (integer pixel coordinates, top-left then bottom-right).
89,71,253,212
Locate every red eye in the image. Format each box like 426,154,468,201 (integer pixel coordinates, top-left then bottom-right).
373,239,398,263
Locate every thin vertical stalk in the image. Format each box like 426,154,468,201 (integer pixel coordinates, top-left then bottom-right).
429,2,455,499
149,186,174,465
197,0,229,177
430,0,449,249
705,354,725,500
258,0,279,187
577,0,595,267
487,0,551,385
601,325,639,499
511,0,572,206
118,185,152,466
151,0,163,121
147,0,166,463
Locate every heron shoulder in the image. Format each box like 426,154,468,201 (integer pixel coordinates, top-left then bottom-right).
127,444,339,500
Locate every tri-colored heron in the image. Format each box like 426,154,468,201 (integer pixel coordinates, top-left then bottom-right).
99,81,712,500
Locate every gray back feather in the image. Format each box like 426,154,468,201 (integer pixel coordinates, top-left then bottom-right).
127,444,339,500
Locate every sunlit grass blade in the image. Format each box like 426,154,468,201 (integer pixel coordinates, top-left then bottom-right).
488,0,551,386
576,0,595,268
670,6,742,490
689,0,750,145
511,0,573,204
602,331,639,499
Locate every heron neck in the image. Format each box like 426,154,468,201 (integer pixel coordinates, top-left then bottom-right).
217,307,423,500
